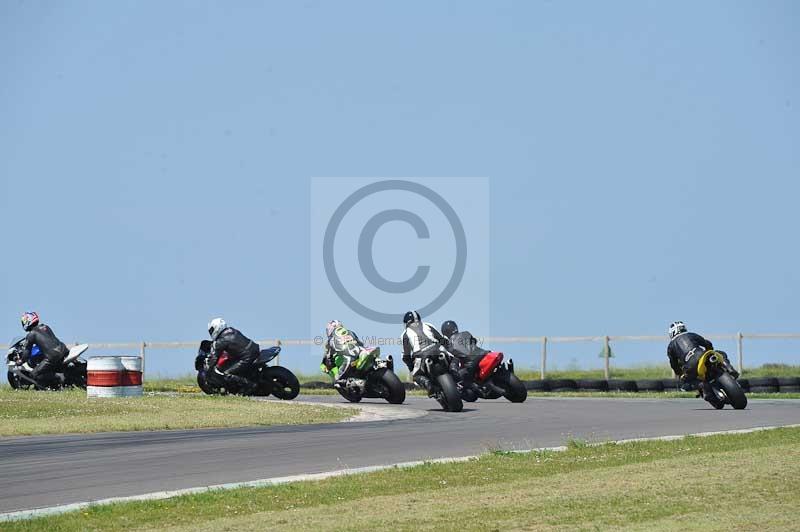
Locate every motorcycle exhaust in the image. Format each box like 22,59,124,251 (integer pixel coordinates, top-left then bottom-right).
485,380,506,396
10,368,41,387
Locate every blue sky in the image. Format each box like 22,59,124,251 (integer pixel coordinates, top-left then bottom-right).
1,1,798,376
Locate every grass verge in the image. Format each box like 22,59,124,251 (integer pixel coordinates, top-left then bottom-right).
5,426,799,531
0,388,355,436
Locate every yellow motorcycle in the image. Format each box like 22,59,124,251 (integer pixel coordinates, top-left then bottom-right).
696,350,747,410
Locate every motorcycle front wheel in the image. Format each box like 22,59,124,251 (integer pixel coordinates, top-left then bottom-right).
496,370,527,403
436,373,463,412
196,371,217,395
336,386,363,403
7,371,22,389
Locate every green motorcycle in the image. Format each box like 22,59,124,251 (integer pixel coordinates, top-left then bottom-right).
322,346,406,404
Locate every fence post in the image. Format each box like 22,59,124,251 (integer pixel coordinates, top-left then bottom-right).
737,332,743,374
540,336,547,380
140,342,146,378
603,336,610,380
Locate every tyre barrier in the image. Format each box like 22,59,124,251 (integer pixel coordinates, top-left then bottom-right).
576,379,609,392
661,378,680,391
607,379,638,392
516,376,796,394
525,379,550,392
297,376,799,394
303,380,332,390
87,356,143,398
776,377,800,393
548,379,577,392
747,377,779,394
635,379,664,392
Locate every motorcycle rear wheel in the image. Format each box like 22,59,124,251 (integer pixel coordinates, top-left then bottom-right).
717,372,747,410
379,369,406,404
436,373,463,412
500,372,527,403
261,366,300,400
196,372,217,395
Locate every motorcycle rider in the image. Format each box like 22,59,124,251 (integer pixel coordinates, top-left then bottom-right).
19,311,69,389
320,320,367,388
401,310,450,392
207,318,259,394
667,321,737,394
440,320,488,395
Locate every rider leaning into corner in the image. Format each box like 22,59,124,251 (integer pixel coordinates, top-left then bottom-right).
320,320,367,388
667,321,738,395
441,320,488,395
207,318,260,395
19,311,69,388
401,310,450,393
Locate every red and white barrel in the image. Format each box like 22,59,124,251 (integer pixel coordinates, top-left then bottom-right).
87,356,144,398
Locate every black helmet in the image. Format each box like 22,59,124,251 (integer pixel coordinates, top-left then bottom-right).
441,320,458,338
403,310,421,325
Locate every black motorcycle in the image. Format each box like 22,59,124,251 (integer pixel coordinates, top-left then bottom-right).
195,340,300,399
6,337,88,390
413,345,463,412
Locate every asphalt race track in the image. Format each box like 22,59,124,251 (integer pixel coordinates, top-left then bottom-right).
1,396,799,514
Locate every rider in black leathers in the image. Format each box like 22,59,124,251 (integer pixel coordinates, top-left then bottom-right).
207,318,260,394
441,320,488,393
19,312,68,388
401,311,450,392
667,321,737,393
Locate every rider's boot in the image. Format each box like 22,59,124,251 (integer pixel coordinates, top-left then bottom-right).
413,374,433,395
224,374,257,395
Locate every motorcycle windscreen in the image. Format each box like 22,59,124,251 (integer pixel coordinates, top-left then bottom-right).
477,352,504,381
8,336,25,349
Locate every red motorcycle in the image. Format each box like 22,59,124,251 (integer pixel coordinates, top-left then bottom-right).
452,351,527,403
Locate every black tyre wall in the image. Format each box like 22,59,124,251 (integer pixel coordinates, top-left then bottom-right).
525,379,550,392
661,378,680,391
576,379,609,392
635,379,664,392
777,377,800,393
549,379,577,392
748,377,779,394
607,379,638,392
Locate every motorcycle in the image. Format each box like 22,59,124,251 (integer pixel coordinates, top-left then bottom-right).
412,345,463,412
324,346,406,404
696,349,747,410
6,337,88,390
451,351,527,403
194,340,300,399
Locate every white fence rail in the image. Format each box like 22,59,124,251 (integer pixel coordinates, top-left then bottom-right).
3,332,799,379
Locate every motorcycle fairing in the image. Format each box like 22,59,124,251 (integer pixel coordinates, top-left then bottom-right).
477,351,504,382
257,346,281,364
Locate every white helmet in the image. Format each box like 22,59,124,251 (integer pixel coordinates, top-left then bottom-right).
208,318,227,339
668,321,687,339
326,320,342,338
